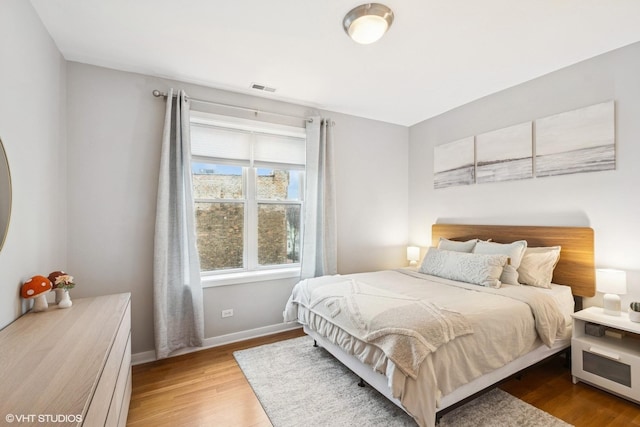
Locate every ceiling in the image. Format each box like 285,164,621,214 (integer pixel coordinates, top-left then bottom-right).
30,0,640,126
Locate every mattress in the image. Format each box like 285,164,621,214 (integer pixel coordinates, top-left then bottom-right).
284,269,573,427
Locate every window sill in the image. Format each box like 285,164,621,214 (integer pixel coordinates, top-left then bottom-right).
202,267,301,288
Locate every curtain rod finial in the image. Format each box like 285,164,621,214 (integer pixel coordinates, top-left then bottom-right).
152,89,164,98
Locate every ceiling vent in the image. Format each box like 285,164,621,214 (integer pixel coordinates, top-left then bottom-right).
250,82,276,93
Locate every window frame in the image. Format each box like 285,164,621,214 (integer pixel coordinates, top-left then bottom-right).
254,167,304,269
189,114,306,285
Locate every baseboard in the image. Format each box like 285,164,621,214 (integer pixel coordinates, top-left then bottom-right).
131,322,302,365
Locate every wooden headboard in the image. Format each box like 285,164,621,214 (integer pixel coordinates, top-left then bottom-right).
431,224,595,298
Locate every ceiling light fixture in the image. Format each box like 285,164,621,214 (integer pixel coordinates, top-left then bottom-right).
343,3,394,45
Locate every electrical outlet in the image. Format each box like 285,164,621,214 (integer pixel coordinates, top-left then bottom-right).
221,309,234,318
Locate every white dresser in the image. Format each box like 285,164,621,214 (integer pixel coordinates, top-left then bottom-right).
0,293,132,426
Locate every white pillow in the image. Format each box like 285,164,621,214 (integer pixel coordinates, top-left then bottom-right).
473,240,527,286
419,247,508,288
517,246,561,289
437,237,478,253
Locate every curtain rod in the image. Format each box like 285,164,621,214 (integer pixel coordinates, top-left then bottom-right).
152,89,313,123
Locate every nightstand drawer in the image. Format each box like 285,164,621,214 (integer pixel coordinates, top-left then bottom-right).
572,338,640,403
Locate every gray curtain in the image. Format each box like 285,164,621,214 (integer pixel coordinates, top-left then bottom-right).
301,117,337,278
153,89,204,359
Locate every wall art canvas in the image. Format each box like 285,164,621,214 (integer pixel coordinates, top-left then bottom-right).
535,101,615,177
476,122,532,184
434,136,474,189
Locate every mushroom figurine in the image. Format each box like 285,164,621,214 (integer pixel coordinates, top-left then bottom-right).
21,275,53,312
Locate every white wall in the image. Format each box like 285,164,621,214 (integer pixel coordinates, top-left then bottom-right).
0,1,67,329
331,112,409,274
65,62,408,354
408,42,640,308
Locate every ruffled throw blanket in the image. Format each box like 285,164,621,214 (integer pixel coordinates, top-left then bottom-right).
287,277,473,379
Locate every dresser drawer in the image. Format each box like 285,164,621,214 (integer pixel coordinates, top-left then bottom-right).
84,301,131,425
106,334,131,427
117,369,133,427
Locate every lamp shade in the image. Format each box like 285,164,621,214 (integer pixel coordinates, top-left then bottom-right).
596,269,627,295
348,15,388,44
407,246,420,264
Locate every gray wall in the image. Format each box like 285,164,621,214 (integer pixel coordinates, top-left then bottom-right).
65,62,408,353
0,1,67,329
408,42,640,308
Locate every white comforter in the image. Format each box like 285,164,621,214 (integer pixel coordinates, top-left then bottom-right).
283,269,572,427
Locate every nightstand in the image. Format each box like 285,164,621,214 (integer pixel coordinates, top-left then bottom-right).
572,306,640,403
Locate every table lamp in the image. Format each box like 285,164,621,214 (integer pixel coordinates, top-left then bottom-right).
596,268,627,316
407,246,420,266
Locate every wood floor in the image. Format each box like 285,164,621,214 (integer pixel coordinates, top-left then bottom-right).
128,329,640,426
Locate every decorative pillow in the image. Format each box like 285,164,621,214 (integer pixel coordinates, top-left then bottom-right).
472,240,527,286
517,246,561,289
419,247,508,288
437,237,478,253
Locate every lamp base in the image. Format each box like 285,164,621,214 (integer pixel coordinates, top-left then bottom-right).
408,260,417,266
603,293,622,316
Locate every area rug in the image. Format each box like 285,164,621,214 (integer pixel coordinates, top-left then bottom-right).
234,336,572,427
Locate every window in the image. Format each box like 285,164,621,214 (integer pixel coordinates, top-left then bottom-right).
190,112,305,276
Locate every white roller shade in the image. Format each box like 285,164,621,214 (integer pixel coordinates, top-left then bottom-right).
191,123,252,164
254,133,305,167
190,112,306,168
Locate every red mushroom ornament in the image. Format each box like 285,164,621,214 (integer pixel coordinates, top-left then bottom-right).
21,275,52,312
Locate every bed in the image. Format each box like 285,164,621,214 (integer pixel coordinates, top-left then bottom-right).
283,224,595,427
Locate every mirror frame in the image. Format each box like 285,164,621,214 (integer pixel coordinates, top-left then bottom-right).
0,137,12,251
